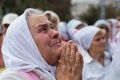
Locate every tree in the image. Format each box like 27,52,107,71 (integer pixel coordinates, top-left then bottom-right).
79,5,99,25
79,4,120,25
0,0,71,22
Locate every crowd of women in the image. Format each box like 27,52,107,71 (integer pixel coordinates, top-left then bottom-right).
0,8,120,80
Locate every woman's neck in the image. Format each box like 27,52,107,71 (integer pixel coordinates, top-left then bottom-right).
88,50,105,66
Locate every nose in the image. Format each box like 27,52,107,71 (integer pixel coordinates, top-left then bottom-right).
50,29,59,39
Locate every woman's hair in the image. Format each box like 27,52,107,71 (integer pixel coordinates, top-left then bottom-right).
43,10,60,25
26,8,43,21
97,24,109,33
96,29,105,36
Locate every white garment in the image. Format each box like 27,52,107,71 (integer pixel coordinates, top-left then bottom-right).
74,26,100,50
58,22,69,41
94,19,109,29
67,19,84,43
116,31,120,44
104,45,120,80
1,8,55,80
0,70,28,80
82,51,111,80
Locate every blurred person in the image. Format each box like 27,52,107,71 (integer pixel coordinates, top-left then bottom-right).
67,19,85,43
107,19,118,43
107,19,118,55
43,10,60,31
74,27,112,80
116,18,120,44
94,19,115,55
58,21,70,42
1,13,18,36
103,17,120,80
0,13,18,73
94,19,110,42
104,39,120,80
0,8,83,80
0,25,4,72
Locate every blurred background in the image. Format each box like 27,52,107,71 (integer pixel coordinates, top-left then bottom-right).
0,0,120,25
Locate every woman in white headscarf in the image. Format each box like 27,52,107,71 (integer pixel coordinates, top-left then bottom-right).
0,8,83,80
58,21,70,42
67,19,85,43
94,19,112,53
107,19,118,42
74,26,112,80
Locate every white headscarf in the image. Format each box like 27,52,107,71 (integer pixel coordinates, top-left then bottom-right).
67,19,84,43
2,8,55,80
74,26,100,50
94,19,109,28
108,19,118,38
58,22,70,41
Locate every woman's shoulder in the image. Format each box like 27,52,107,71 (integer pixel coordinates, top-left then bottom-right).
0,70,28,80
0,70,40,80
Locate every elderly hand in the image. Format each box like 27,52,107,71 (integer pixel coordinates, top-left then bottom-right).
56,41,83,80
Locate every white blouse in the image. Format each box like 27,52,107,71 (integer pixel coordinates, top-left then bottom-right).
82,51,112,80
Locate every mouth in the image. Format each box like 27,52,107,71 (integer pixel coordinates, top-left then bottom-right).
52,42,61,47
51,40,61,47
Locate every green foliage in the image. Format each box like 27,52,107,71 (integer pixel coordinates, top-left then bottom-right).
80,4,120,25
105,5,120,19
0,0,71,21
79,5,100,25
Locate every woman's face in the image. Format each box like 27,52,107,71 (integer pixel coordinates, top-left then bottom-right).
89,31,107,53
28,15,62,66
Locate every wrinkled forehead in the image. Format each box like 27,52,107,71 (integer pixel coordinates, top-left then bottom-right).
27,15,51,26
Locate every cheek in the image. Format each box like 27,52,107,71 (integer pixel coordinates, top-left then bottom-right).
37,34,50,45
34,34,50,51
90,43,100,50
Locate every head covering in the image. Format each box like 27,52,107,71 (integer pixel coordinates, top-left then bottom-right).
67,19,83,29
74,26,100,50
108,18,118,37
58,21,70,41
2,8,55,80
67,19,84,42
2,13,18,26
94,19,109,28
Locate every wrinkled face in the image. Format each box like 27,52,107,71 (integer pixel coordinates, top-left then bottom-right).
89,31,107,53
28,15,62,66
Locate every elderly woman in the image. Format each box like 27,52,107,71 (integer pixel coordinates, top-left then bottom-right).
0,8,83,80
74,27,112,80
